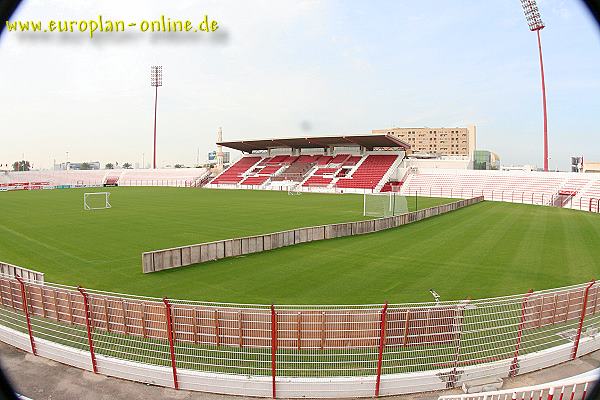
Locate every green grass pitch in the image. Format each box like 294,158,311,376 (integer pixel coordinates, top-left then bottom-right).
0,187,598,304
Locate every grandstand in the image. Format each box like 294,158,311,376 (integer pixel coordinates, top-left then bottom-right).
399,168,600,212
206,134,599,212
0,167,210,190
204,133,600,213
207,134,409,192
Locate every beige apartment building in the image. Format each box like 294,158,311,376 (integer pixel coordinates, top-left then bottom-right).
372,125,477,158
583,161,600,173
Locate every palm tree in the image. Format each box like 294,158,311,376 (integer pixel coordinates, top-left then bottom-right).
122,162,132,169
12,160,30,171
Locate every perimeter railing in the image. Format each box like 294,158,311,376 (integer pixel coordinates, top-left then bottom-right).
437,374,598,400
400,187,600,213
1,179,203,190
0,272,598,398
202,184,600,214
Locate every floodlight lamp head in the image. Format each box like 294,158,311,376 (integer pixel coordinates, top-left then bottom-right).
520,0,545,31
150,65,163,87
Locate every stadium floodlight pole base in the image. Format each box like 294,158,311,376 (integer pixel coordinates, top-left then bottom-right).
83,192,112,210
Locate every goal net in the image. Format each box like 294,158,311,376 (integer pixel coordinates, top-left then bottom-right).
84,192,111,210
363,192,408,217
287,184,302,196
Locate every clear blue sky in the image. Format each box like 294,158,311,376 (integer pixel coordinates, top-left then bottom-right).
1,0,599,170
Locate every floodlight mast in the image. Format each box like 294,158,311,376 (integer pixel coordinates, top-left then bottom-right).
150,66,163,169
520,0,548,172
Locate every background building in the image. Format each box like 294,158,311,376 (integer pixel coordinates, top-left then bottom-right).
208,151,230,164
571,156,600,173
583,162,600,173
474,150,501,170
56,161,101,170
571,156,584,172
372,125,476,158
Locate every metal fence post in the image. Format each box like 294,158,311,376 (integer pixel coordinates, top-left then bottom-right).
375,302,388,397
582,382,589,399
451,301,467,387
271,304,278,399
571,280,596,360
510,289,533,377
163,297,179,389
77,287,98,373
14,275,36,355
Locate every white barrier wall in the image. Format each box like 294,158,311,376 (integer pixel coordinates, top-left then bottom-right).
0,262,44,284
1,322,598,398
142,197,484,273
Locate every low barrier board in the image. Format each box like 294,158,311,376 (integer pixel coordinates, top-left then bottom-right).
142,197,484,273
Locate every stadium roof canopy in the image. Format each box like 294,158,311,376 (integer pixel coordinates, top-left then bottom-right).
217,134,410,153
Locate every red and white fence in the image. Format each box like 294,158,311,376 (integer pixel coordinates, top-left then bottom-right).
0,272,599,398
399,187,600,213
0,169,212,191
437,374,598,400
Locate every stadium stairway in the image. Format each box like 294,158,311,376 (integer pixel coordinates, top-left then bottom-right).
189,171,213,187
274,162,315,182
566,177,600,211
210,156,262,185
300,155,371,189
400,170,566,204
335,154,401,191
399,168,600,212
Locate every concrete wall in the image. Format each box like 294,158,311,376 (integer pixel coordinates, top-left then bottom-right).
142,197,484,273
2,322,599,398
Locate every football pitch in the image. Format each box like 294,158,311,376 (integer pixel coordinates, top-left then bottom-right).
0,187,598,304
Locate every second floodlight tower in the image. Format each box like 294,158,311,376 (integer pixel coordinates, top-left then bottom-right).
150,66,163,169
520,0,548,171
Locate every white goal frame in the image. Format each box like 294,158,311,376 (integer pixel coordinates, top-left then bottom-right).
363,192,407,217
287,184,302,196
83,192,111,210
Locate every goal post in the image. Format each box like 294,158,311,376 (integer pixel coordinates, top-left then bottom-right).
83,192,112,210
287,183,302,196
363,192,408,217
